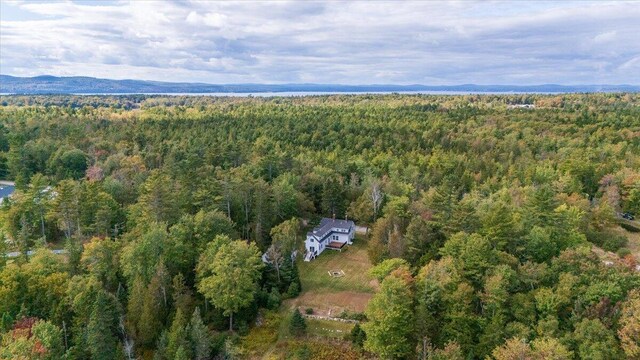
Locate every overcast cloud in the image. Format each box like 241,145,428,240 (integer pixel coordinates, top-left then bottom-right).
1,0,639,85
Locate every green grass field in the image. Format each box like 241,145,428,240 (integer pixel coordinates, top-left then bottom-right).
297,236,375,294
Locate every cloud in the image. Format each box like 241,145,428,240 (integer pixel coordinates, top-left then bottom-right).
1,0,639,84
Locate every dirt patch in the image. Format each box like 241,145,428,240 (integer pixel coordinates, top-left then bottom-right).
286,291,373,316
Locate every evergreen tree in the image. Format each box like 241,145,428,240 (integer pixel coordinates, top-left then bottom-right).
350,323,366,348
189,307,212,360
166,308,191,360
87,290,119,360
289,309,307,337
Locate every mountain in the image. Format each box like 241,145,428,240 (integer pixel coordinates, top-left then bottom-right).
1,75,639,94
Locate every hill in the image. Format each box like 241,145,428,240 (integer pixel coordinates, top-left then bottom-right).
2,74,639,94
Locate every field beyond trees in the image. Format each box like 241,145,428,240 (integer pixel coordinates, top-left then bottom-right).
1,94,639,359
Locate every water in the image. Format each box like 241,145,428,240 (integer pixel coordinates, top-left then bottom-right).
1,91,563,97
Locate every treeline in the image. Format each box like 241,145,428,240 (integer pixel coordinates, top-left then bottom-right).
0,93,639,359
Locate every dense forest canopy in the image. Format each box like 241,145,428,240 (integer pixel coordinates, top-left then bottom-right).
0,93,639,359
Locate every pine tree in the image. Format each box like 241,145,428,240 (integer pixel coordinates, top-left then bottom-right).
165,309,192,360
189,307,212,360
87,291,119,360
350,323,366,348
289,309,307,337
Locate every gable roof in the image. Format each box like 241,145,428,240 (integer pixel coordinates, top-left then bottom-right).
307,218,354,240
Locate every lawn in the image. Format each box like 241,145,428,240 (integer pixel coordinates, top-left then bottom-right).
297,236,375,294
238,235,375,358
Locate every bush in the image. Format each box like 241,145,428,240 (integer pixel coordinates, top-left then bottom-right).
617,248,632,258
620,222,640,232
289,309,307,337
305,308,314,315
338,310,367,321
602,234,628,252
587,231,628,252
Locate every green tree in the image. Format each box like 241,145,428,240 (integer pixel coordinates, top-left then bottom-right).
289,308,307,337
189,307,212,360
350,323,366,348
87,290,120,360
196,238,264,331
166,308,191,360
573,318,622,360
363,268,415,359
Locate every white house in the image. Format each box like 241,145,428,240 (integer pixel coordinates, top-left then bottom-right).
304,218,355,261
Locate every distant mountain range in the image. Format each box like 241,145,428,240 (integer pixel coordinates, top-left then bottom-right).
1,75,639,94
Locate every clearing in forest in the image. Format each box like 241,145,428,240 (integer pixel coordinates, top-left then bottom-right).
290,237,376,317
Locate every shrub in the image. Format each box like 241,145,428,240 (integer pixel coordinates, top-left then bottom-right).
587,231,628,252
338,310,367,321
602,234,628,252
305,308,314,315
617,248,632,258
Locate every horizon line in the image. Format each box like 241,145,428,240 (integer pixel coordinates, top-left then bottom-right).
2,74,639,88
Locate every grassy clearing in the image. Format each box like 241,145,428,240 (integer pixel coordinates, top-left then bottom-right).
297,237,375,294
306,318,354,339
237,311,282,358
239,235,374,358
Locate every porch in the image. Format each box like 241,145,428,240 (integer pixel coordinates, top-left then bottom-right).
326,241,347,251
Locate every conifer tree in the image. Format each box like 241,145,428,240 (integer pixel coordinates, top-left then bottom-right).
289,309,307,337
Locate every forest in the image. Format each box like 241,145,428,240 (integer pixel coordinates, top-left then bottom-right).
0,93,639,359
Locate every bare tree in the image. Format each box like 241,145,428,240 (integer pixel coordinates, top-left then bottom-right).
370,180,384,221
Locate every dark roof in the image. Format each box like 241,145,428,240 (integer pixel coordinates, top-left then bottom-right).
0,185,15,199
310,218,354,237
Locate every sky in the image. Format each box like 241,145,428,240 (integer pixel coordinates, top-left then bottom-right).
1,0,639,85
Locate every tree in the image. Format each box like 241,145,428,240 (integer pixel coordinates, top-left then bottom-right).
87,290,120,360
350,323,366,348
289,309,307,337
166,309,191,360
129,170,180,227
189,307,211,360
196,238,264,331
573,318,622,360
368,258,410,283
267,218,300,283
363,268,415,359
403,217,444,267
619,290,640,358
369,178,384,221
121,226,179,285
430,342,464,360
490,338,530,360
80,237,120,290
50,148,88,180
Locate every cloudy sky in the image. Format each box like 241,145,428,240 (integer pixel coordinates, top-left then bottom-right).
1,0,639,85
